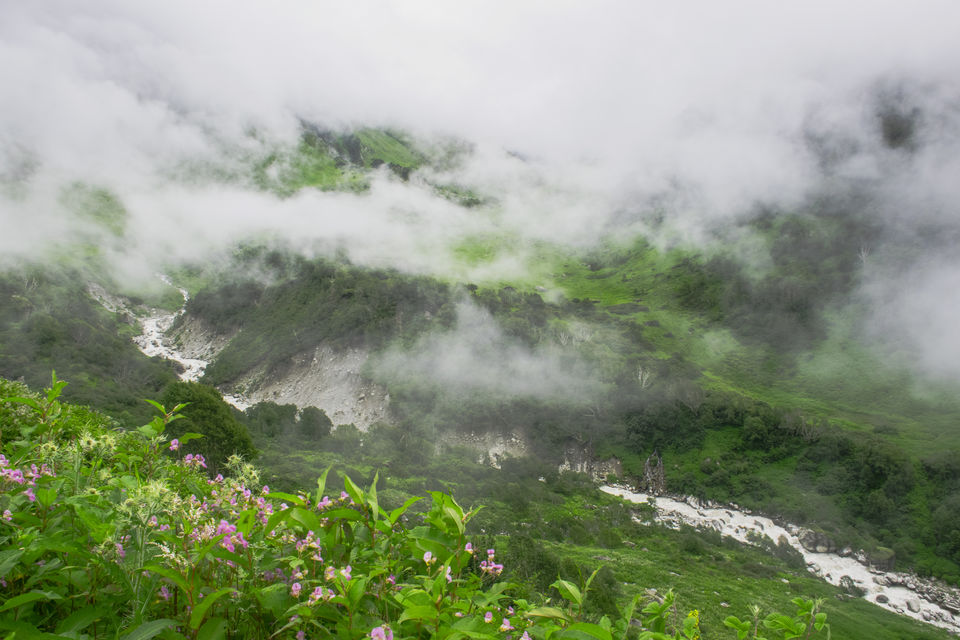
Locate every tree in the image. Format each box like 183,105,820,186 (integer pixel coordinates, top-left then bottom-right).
161,382,256,473
298,406,332,439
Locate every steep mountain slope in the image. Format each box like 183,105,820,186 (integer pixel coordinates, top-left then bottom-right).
2,126,960,594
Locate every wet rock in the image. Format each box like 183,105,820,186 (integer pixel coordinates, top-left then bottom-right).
943,595,960,615
867,547,896,572
798,529,837,554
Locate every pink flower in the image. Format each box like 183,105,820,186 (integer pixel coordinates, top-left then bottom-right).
370,626,393,640
500,618,514,632
159,585,171,601
465,542,473,554
169,439,180,451
446,566,453,583
522,632,532,640
339,565,352,580
296,631,305,640
325,566,336,581
2,509,12,522
23,487,36,502
484,612,493,623
116,542,125,559
291,582,302,597
423,551,434,565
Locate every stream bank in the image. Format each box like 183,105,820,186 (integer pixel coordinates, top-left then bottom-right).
602,485,960,635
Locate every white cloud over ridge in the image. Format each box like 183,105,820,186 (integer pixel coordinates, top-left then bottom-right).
4,1,959,192
3,1,960,379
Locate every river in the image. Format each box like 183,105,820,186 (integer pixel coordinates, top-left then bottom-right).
96,276,252,410
601,485,960,634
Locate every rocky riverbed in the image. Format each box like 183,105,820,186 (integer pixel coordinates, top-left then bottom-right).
602,485,960,635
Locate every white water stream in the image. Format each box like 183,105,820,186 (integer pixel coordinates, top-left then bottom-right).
105,276,252,410
601,485,960,634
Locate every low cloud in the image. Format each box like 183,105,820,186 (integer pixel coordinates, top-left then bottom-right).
373,301,604,403
4,1,960,381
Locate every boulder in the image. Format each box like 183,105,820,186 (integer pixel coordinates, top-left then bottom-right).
839,575,862,596
797,529,837,554
876,594,889,604
867,547,896,572
906,599,921,613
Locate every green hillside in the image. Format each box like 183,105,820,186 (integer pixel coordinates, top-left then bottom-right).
0,376,951,640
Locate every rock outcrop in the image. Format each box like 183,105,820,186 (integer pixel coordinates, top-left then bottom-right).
228,344,390,432
558,440,622,481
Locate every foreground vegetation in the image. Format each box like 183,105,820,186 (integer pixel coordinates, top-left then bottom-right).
3,376,953,639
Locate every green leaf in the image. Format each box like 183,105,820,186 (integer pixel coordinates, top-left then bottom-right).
346,577,367,609
235,508,258,536
255,583,289,617
197,617,228,640
342,474,364,506
584,567,601,593
264,507,292,535
367,470,379,521
814,612,827,631
143,398,166,414
34,487,56,508
314,466,332,505
0,590,63,612
288,506,322,533
388,496,423,525
527,606,570,621
138,422,162,438
0,618,64,639
189,588,236,630
555,622,613,640
0,548,25,578
322,507,363,521
119,619,177,640
398,605,440,623
6,396,41,411
723,616,752,640
443,505,465,535
55,606,107,634
764,614,803,636
265,492,306,507
551,578,583,606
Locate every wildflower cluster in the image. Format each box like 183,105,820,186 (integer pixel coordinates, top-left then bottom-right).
480,547,504,576
0,377,831,640
182,452,207,468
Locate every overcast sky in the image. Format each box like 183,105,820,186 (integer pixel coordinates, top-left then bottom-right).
3,0,960,377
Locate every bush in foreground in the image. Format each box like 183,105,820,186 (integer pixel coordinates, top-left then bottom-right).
0,375,828,639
